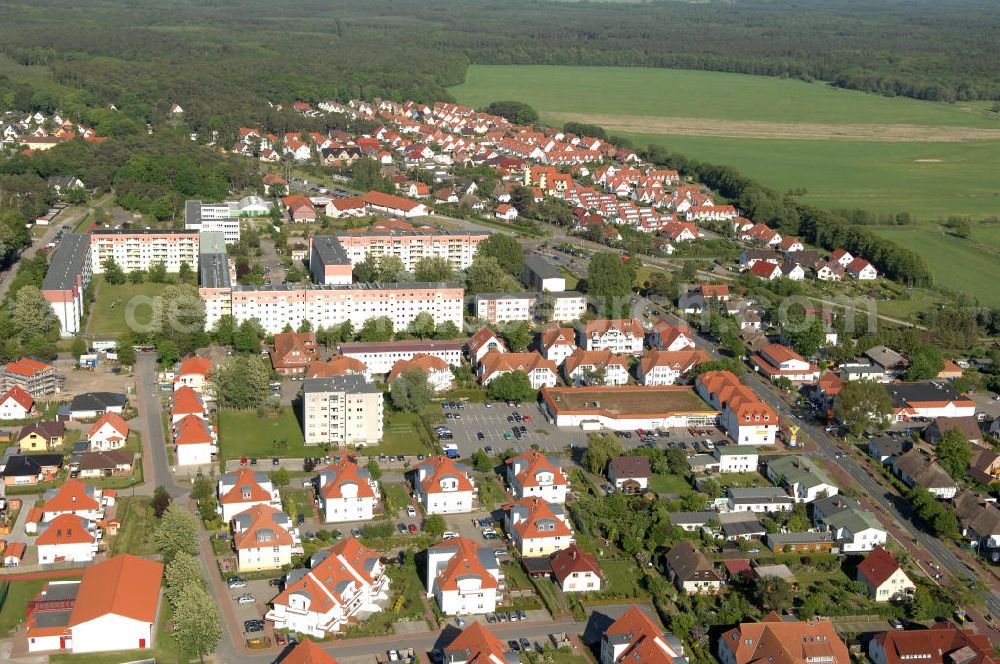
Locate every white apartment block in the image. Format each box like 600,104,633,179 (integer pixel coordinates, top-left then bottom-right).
219,283,465,335
42,234,93,337
217,469,282,522
580,319,645,355
302,376,384,447
504,497,574,557
339,340,463,376
89,230,199,274
474,292,586,324
333,230,488,271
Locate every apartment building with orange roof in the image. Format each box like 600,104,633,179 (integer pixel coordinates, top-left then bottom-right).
638,349,711,386
579,319,645,355
217,468,282,521
563,349,630,386
445,623,519,664
170,385,206,423
601,605,685,664
172,412,217,466
413,455,476,514
232,504,297,571
696,370,778,446
42,479,106,522
36,513,98,564
3,357,58,397
503,497,574,557
426,537,502,615
387,353,454,392
317,457,380,523
477,351,558,390
266,538,390,637
504,449,568,504
719,614,849,664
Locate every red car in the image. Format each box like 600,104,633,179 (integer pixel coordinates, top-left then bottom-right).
408,524,418,534
523,415,533,423
275,633,287,646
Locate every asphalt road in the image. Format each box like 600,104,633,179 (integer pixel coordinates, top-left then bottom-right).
134,352,187,499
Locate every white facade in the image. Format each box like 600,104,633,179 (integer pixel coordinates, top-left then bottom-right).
505,451,569,504
0,397,30,420
559,569,601,593
176,442,213,466
217,470,282,522
715,447,759,473
89,231,199,274
426,539,502,616
475,292,586,323
70,614,155,654
318,460,380,523
341,342,463,375
581,325,644,355
414,457,476,515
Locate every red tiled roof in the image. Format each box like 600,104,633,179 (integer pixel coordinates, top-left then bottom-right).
0,386,33,411
506,449,566,489
5,358,53,377
280,639,340,664
172,385,205,416
176,355,212,378
68,554,163,626
219,468,272,505
233,504,293,550
320,457,376,500
446,623,511,664
306,356,368,378
174,414,214,445
857,545,902,588
550,543,601,583
387,353,449,383
506,497,573,540
43,479,100,514
418,456,474,495
582,318,644,338
37,513,94,546
433,537,498,591
605,606,679,664
87,412,129,440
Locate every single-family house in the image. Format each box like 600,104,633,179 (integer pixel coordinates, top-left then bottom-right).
856,546,914,602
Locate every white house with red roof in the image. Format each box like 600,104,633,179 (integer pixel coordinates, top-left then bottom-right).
467,327,508,365
413,456,476,514
232,504,297,572
0,385,33,420
638,349,711,386
173,413,217,466
505,449,568,504
42,479,106,522
173,355,213,394
600,605,684,664
217,468,282,521
856,545,914,602
750,344,821,383
426,537,502,615
646,320,696,352
696,371,778,446
563,349,629,387
266,539,390,638
387,354,454,393
37,514,98,564
846,258,878,280
26,554,163,654
580,319,645,355
170,385,206,423
317,457,380,523
86,413,129,451
477,351,558,391
551,543,602,593
830,249,854,267
504,497,574,557
444,623,519,664
539,325,578,366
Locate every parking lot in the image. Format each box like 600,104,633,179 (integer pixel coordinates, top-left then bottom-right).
433,400,731,458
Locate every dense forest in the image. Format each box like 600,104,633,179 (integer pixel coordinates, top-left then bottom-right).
1,0,999,134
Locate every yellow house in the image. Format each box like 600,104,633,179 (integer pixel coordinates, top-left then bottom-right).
17,422,66,453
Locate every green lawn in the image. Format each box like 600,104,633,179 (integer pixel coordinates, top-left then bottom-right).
868,226,1000,306
370,411,433,456
110,496,158,556
86,280,168,338
282,488,314,519
594,559,646,598
475,473,509,509
217,407,307,461
647,473,690,495
0,579,48,635
451,65,1000,219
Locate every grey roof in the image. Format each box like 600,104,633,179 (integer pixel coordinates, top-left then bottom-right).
523,254,562,280
199,230,227,254
310,236,350,265
2,454,62,477
728,487,791,501
200,252,231,289
70,392,126,412
766,531,834,545
41,234,90,292
825,506,882,533
865,345,909,370
475,290,583,300
669,512,715,526
220,470,270,485
33,609,72,628
43,581,80,601
665,540,722,583
886,381,966,407
721,518,765,538
303,374,379,395
184,200,203,226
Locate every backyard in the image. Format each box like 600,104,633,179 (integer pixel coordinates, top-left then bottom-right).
110,496,157,556
216,407,307,461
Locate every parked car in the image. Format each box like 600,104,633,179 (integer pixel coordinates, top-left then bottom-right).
227,576,247,589
398,523,408,534
237,594,255,605
406,505,416,517
408,523,418,534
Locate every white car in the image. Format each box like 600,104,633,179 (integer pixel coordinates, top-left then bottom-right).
442,531,459,540
406,505,416,517
237,594,255,605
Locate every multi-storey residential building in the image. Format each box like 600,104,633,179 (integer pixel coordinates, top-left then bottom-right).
183,199,272,244
445,623,521,664
766,456,839,503
217,469,282,522
646,319,696,351
504,497,574,557
638,350,711,386
696,371,778,446
580,319,645,355
317,457,381,523
474,291,587,323
89,229,199,274
713,446,760,473
751,344,821,383
198,232,235,326
563,349,630,386
504,449,568,503
869,622,991,664
308,234,354,285
232,504,297,572
413,456,476,514
426,537,502,615
174,355,213,393
812,495,887,552
222,283,464,335
539,325,577,366
2,358,58,398
41,234,92,337
301,376,384,447
467,327,507,365
478,351,558,390
331,229,488,272
339,340,463,376
266,539,390,638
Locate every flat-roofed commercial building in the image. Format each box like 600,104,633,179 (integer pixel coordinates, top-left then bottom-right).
541,385,718,431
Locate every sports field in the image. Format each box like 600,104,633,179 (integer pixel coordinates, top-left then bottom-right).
450,65,1000,218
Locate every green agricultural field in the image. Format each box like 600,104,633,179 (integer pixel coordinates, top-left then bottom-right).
451,65,1000,218
86,281,166,338
869,226,1000,306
